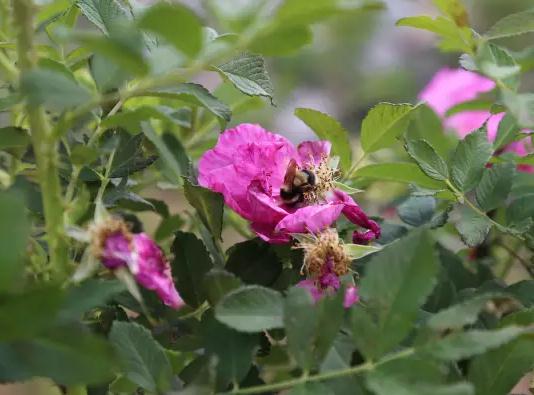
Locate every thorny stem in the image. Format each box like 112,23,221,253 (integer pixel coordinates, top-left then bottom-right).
13,0,70,278
222,348,415,394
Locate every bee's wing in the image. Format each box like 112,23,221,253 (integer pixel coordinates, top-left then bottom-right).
283,159,298,185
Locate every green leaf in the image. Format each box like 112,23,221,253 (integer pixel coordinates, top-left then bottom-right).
469,335,534,395
138,3,203,57
183,178,224,241
433,0,469,26
215,285,284,333
155,214,184,242
405,139,449,180
59,279,125,322
0,328,116,385
450,128,493,192
494,113,520,150
215,53,274,103
203,269,242,306
485,9,534,40
294,108,352,171
249,25,313,56
422,326,527,361
357,229,439,358
152,83,231,126
226,238,283,287
397,196,437,227
0,287,63,341
396,16,474,53
109,321,173,393
361,103,418,153
477,43,519,89
142,125,190,184
0,127,30,150
103,106,175,134
502,90,534,128
426,293,505,331
475,163,515,212
20,68,92,111
287,382,335,395
445,99,493,117
366,356,474,395
284,287,344,371
201,313,258,386
0,191,30,291
76,0,127,34
171,231,213,308
77,29,149,76
408,104,453,158
355,163,446,190
70,145,99,165
90,53,128,93
455,207,492,247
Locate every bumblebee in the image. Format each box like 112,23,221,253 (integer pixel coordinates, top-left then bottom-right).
280,159,316,205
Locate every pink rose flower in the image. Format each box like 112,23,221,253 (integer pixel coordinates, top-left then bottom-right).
96,220,184,309
198,123,380,243
419,67,533,172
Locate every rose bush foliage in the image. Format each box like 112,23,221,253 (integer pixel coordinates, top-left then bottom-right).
0,1,533,394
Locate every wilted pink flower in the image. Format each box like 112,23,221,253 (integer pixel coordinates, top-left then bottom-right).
420,67,533,172
93,219,184,309
296,229,359,308
198,123,380,243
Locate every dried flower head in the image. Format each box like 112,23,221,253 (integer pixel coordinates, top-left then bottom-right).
296,228,350,278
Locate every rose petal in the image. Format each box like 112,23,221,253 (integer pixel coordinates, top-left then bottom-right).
130,233,185,309
419,67,495,116
275,203,344,234
332,190,381,240
297,280,323,302
343,285,359,308
297,140,332,166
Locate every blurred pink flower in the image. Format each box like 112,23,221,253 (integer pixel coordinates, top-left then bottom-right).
419,67,533,172
96,220,184,309
198,123,380,243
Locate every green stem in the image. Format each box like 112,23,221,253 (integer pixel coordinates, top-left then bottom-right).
343,152,368,181
0,50,17,81
445,180,524,241
222,348,414,395
14,0,70,278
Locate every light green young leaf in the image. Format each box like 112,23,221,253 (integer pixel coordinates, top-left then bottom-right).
450,128,493,192
343,243,381,260
295,108,352,170
477,43,519,90
109,321,173,393
215,53,274,103
432,0,469,26
475,162,515,212
361,102,419,153
138,3,203,57
396,16,474,53
215,285,284,333
405,139,449,181
249,25,313,56
355,163,447,190
485,9,534,40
